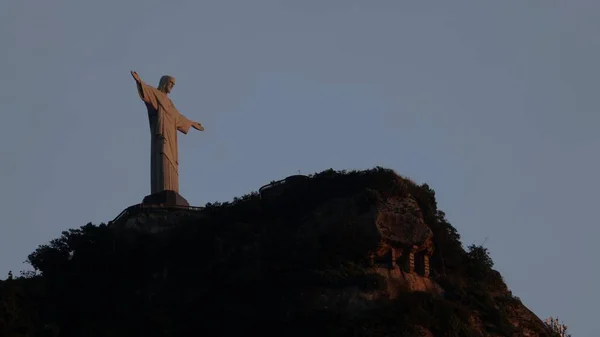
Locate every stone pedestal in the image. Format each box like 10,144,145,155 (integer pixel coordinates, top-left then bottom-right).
142,190,189,207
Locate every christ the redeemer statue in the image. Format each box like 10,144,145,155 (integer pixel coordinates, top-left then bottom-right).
131,70,204,206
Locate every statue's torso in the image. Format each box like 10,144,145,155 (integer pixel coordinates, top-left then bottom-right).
147,91,180,166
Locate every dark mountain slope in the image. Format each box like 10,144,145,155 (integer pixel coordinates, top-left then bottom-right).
0,168,553,337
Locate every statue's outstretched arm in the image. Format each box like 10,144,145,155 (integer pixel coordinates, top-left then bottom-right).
132,70,158,108
177,112,204,134
192,122,204,131
131,71,142,83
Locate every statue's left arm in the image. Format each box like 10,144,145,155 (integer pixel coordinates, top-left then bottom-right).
176,110,204,134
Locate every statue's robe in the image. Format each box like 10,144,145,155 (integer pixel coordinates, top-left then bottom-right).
135,81,195,194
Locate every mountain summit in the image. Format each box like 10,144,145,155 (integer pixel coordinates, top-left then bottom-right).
1,168,553,337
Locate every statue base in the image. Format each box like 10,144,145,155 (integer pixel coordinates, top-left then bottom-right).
142,190,190,207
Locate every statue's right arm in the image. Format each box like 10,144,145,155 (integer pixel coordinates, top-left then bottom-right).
132,71,158,109
131,71,142,83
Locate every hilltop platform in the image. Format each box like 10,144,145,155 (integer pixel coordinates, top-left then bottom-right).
142,190,190,207
107,203,205,233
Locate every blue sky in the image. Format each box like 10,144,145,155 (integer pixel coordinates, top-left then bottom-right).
1,1,598,335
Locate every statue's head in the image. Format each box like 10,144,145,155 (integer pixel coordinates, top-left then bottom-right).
158,75,176,94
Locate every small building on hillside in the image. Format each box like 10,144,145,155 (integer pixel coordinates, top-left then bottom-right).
259,175,309,200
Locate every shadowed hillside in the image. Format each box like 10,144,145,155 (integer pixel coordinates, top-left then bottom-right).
0,168,555,337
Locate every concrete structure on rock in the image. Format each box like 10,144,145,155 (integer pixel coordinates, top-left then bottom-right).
259,175,309,200
373,243,433,278
368,194,435,280
108,203,204,232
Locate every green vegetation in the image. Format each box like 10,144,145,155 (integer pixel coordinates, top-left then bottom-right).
0,168,551,336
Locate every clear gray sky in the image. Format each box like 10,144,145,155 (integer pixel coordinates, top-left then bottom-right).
1,0,597,335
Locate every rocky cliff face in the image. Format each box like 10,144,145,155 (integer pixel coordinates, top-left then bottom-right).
7,168,552,337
